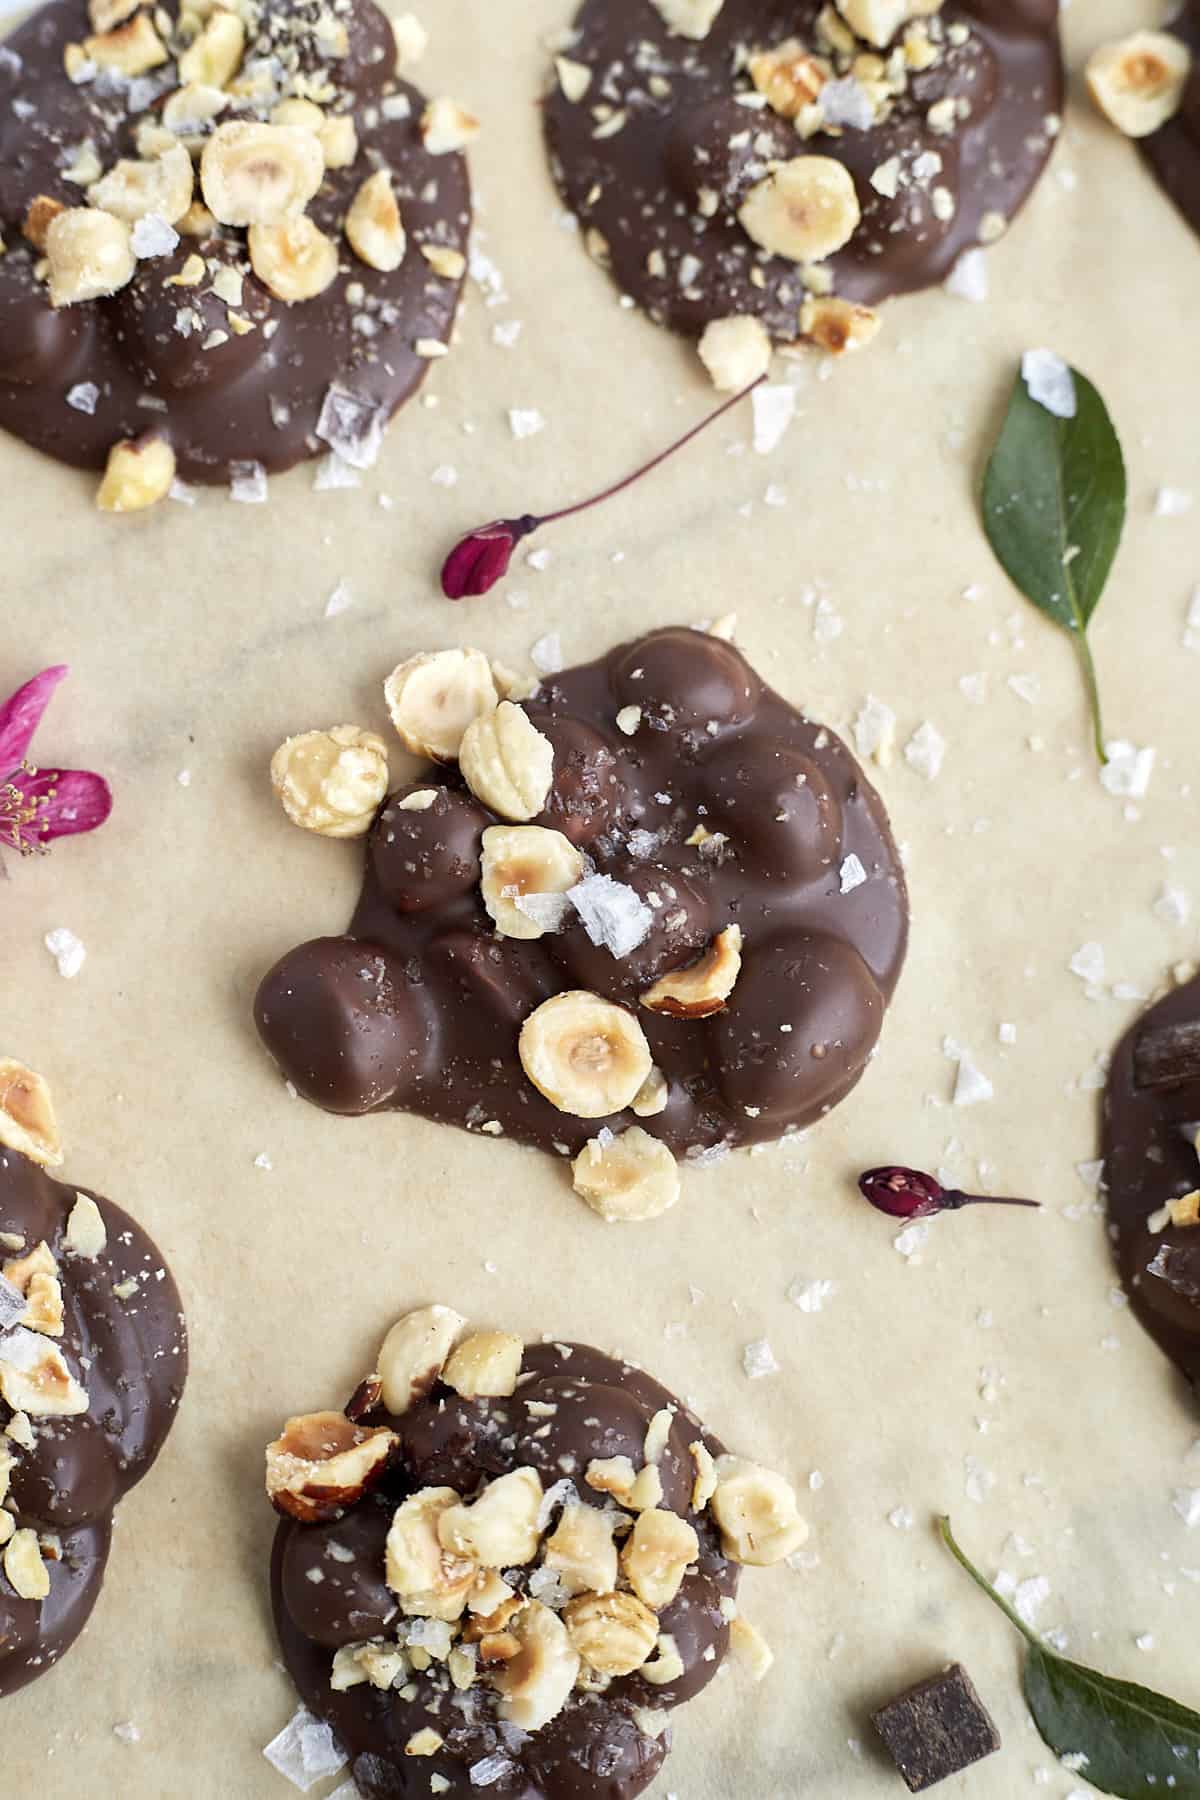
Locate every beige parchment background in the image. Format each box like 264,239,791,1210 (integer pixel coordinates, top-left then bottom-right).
2,0,1199,1794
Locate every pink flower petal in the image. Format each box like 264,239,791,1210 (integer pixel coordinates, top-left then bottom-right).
0,666,69,778
5,767,112,847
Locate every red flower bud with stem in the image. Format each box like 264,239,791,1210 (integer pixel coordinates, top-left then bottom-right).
440,376,765,599
858,1166,1040,1221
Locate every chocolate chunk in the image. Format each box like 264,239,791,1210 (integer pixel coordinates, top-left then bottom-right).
1134,1018,1200,1091
255,627,908,1161
0,0,470,485
1104,980,1200,1390
871,1663,1001,1792
0,1145,187,1695
1140,3,1200,239
544,1,1063,344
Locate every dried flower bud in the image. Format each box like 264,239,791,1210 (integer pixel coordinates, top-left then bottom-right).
858,1165,1039,1219
441,517,538,600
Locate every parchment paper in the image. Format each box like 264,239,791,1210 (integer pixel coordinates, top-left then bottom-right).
2,1,1199,1795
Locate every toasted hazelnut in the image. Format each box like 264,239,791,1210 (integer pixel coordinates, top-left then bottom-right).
346,170,406,273
0,1062,63,1169
572,1127,681,1224
270,97,326,132
0,1327,88,1417
630,1067,669,1119
555,55,592,102
386,1487,479,1620
384,648,499,763
748,39,829,117
4,1527,50,1602
565,1590,659,1676
46,207,135,307
179,7,244,86
437,1468,543,1568
420,96,480,155
639,1631,686,1685
200,122,324,228
331,1639,409,1691
318,113,358,170
377,1304,465,1415
1167,1190,1200,1228
392,11,428,67
405,1729,444,1757
835,0,926,49
64,1194,107,1260
800,294,881,355
649,0,725,40
479,825,585,940
163,82,229,140
134,121,179,161
23,196,65,252
96,434,176,513
520,992,653,1119
543,1501,619,1597
249,215,339,303
641,925,743,1019
21,1273,64,1338
478,1629,520,1663
467,1569,516,1617
698,315,773,392
178,201,217,237
420,242,466,280
265,1411,397,1522
620,1507,698,1609
1086,30,1192,138
82,12,167,73
459,703,555,822
586,1456,638,1506
710,1457,808,1565
88,0,138,31
738,157,861,264
730,1614,774,1680
629,1463,664,1512
442,1330,524,1400
90,141,195,228
3,1240,55,1295
689,1440,719,1511
492,1601,581,1732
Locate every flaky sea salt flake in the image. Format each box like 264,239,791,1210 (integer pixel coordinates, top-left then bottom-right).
751,383,795,455
567,873,653,958
44,927,86,979
263,1707,347,1792
1022,348,1076,419
944,248,989,302
316,384,388,470
904,721,945,781
742,1338,780,1379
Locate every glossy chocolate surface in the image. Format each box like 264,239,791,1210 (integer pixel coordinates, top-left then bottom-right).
544,0,1063,335
255,628,909,1160
273,1339,736,1800
1141,4,1200,240
0,0,469,483
1104,976,1200,1394
0,1147,187,1695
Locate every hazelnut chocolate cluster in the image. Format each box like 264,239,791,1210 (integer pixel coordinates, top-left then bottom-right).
0,0,475,505
267,1304,805,1799
255,627,909,1218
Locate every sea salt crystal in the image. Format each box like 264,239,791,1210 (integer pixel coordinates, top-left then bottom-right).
66,382,99,415
537,1477,577,1530
131,212,178,258
1069,941,1105,985
894,1221,929,1260
813,596,842,642
958,672,987,704
44,927,86,979
953,1058,993,1106
751,384,795,455
527,1564,570,1609
567,873,653,958
509,408,545,440
787,1277,836,1314
995,1570,1050,1624
1173,1487,1200,1527
323,581,352,618
819,76,874,130
431,463,458,487
263,1708,346,1792
0,1274,25,1330
1007,673,1040,705
1075,1159,1105,1191
888,1506,914,1530
839,854,867,894
229,460,268,504
964,1456,995,1502
998,1022,1017,1044
1154,486,1193,517
904,721,945,781
1154,884,1189,925
1183,588,1200,653
515,892,572,933
853,695,895,763
530,633,563,675
313,452,361,491
470,1755,515,1788
1135,1632,1155,1651
492,320,522,348
1100,740,1155,799
944,247,988,302
112,1721,141,1744
168,480,196,506
1021,348,1076,419
316,384,387,470
742,1338,780,1379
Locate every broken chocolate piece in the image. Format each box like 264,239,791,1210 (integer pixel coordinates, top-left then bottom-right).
871,1662,1001,1793
1133,1017,1200,1091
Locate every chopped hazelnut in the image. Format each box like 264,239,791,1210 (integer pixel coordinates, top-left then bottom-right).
0,1062,63,1169
270,727,388,836
565,1590,658,1676
458,703,555,822
572,1127,681,1223
96,435,176,513
420,97,480,155
520,992,653,1119
265,1411,397,1522
442,1330,524,1399
377,1304,466,1415
620,1507,699,1609
640,925,743,1018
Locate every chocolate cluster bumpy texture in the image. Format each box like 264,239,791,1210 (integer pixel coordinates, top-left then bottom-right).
544,0,1063,346
268,1305,807,1799
0,1107,187,1695
1104,973,1200,1393
1140,3,1200,238
0,0,471,491
255,628,909,1167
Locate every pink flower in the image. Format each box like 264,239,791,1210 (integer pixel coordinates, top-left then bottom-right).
0,666,112,858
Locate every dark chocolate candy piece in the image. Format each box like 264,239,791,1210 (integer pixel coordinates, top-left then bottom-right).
0,1145,187,1696
1140,2,1200,240
544,0,1063,341
0,0,470,484
272,1339,735,1800
1104,976,1200,1392
255,627,908,1161
871,1662,1001,1792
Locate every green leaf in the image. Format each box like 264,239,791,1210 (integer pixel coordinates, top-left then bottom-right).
981,359,1127,762
939,1518,1200,1799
